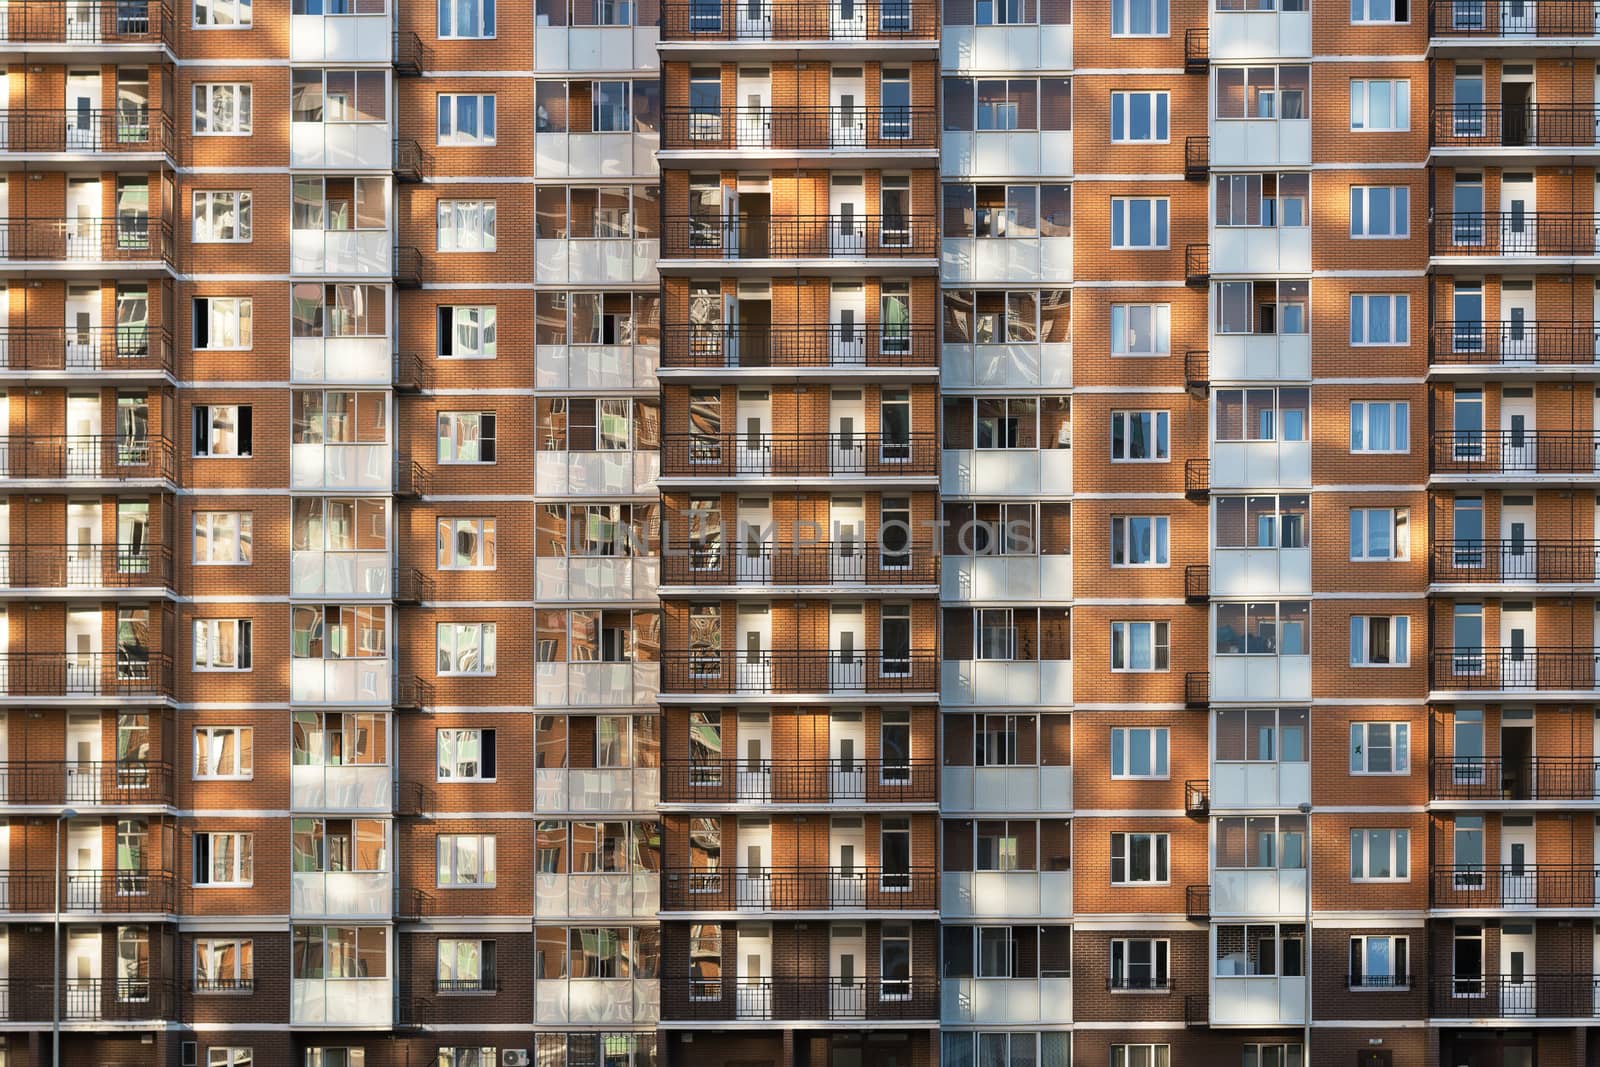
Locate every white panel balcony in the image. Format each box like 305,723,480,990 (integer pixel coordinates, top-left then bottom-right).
535,450,659,496
1209,975,1305,1027
536,978,660,1025
291,550,391,599
536,238,662,285
537,344,660,391
291,442,393,491
535,661,660,708
291,764,393,812
941,978,1073,1025
1210,868,1307,917
940,870,1072,918
535,767,662,813
1210,758,1309,810
1210,654,1310,702
1210,10,1311,58
534,26,660,71
535,132,659,179
941,237,1073,284
291,869,393,918
941,132,1072,179
941,342,1072,389
1210,440,1310,489
290,977,392,1026
1209,333,1310,381
1211,547,1310,597
940,448,1073,496
290,14,392,62
290,121,392,170
291,658,392,705
536,557,660,602
291,337,392,385
1211,119,1309,167
940,26,1073,74
941,765,1073,814
1211,226,1310,275
291,229,392,276
940,554,1073,603
534,871,661,920
940,659,1072,706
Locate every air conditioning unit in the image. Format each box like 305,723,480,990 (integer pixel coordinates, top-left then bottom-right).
503,1052,531,1067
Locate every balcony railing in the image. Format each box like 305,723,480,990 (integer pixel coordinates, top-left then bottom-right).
1431,756,1600,800
0,651,173,698
1432,539,1600,583
0,109,174,155
0,544,172,588
0,325,171,374
1186,884,1210,920
1430,320,1600,366
0,760,172,805
662,866,938,910
0,433,176,481
1431,646,1600,690
661,649,939,694
660,431,939,477
662,323,938,369
0,218,171,264
660,0,936,40
1430,974,1600,1018
0,0,173,44
662,107,939,151
660,758,938,804
669,976,939,1022
1432,430,1600,476
1433,864,1600,908
1433,104,1600,148
662,215,939,259
0,868,175,912
1431,212,1600,257
661,542,939,586
1430,0,1600,35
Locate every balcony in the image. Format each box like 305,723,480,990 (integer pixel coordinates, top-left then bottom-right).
1431,321,1600,367
1433,104,1600,152
290,225,391,276
0,543,172,591
1430,647,1600,692
662,866,937,911
661,0,939,41
536,556,659,603
290,439,393,491
535,765,661,813
290,552,398,599
1211,228,1310,276
289,5,391,61
537,977,660,1026
940,763,1071,813
940,553,1073,604
1212,546,1311,597
941,17,1072,71
941,338,1072,390
1432,539,1600,586
1212,116,1308,169
1433,429,1600,477
1210,437,1310,489
0,868,174,913
0,652,173,699
660,215,939,262
1209,6,1309,57
670,976,939,1023
534,234,659,285
1187,884,1210,920
0,760,172,807
534,871,661,920
941,234,1074,285
534,127,658,182
0,218,171,268
941,869,1071,918
393,138,430,183
291,335,394,385
662,107,939,155
291,761,392,811
1209,868,1307,917
538,342,659,391
1429,974,1600,1019
662,543,939,589
0,109,173,157
292,975,392,1026
663,323,939,372
1209,974,1305,1027
49,978,177,1023
1211,759,1309,810
1432,212,1600,260
1430,756,1600,801
0,433,175,483
535,449,659,496
1431,863,1600,909
0,325,171,376
660,758,938,805
291,120,392,170
0,0,173,48
536,660,660,707
941,656,1072,707
941,975,1072,1025
1212,652,1310,703
291,867,392,919
663,650,939,696
660,432,939,480
1185,26,1208,72
1186,672,1209,708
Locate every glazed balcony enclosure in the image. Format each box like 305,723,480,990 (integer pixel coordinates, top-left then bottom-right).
661,650,940,695
536,764,661,813
536,973,660,1027
940,709,1072,812
660,757,938,805
1209,2,1309,58
1430,320,1600,367
1429,0,1600,36
663,322,939,371
289,0,391,61
660,0,939,41
661,865,938,911
1209,924,1307,1026
940,925,1071,1026
662,107,939,154
1431,863,1600,909
1433,430,1600,476
941,608,1071,706
0,0,173,48
0,109,174,158
661,215,939,262
660,432,939,480
669,975,940,1023
662,541,939,588
1431,539,1600,585
290,925,391,1026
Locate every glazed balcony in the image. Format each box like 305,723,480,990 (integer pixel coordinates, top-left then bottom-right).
660,0,938,41
0,651,173,699
659,432,939,480
660,542,940,589
0,543,172,591
0,868,174,913
659,757,939,805
1432,539,1600,585
661,323,939,371
661,649,940,696
1209,4,1309,57
940,762,1072,813
661,107,939,154
535,448,659,497
0,0,173,48
668,976,940,1023
536,660,660,708
1431,756,1600,801
1431,212,1600,259
291,759,392,812
1432,863,1600,909
941,868,1072,918
0,218,171,268
1430,0,1600,37
533,870,661,920
290,5,393,62
535,764,661,813
0,109,173,157
1430,647,1600,692
1430,320,1600,368
1432,430,1600,477
661,865,938,911
535,556,659,603
0,759,171,807
1433,104,1600,150
660,215,939,262
1429,974,1600,1019
536,976,660,1026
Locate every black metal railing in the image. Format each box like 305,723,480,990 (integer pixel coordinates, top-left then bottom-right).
1430,0,1600,35
1429,974,1600,1018
661,542,939,586
1184,243,1209,284
1186,884,1210,919
1430,320,1600,365
1184,993,1208,1027
1185,459,1209,497
660,0,938,39
669,976,940,1022
1184,349,1208,390
0,109,174,155
1433,864,1600,908
1431,756,1600,800
660,758,938,804
1433,104,1600,147
1432,430,1600,475
1109,975,1172,992
1184,136,1209,179
1185,672,1209,708
191,977,254,994
397,457,431,497
0,218,172,263
0,760,172,805
0,433,176,481
662,322,939,369
1347,973,1411,990
1185,779,1209,815
0,544,172,588
60,977,175,1021
662,215,939,259
0,869,175,912
1184,27,1208,71
395,245,422,287
1184,565,1209,602
1431,212,1600,256
393,351,424,391
436,976,498,995
662,866,938,910
660,431,940,477
394,29,431,73
0,0,173,44
393,137,431,182
662,107,939,151
661,649,940,694
1432,539,1600,583
1430,647,1600,690
0,325,171,374
0,651,173,697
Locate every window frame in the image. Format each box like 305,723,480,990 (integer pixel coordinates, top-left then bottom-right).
194,0,252,26
193,511,254,565
1109,938,1171,990
1110,410,1170,462
437,833,499,887
1110,197,1170,250
438,304,498,360
1110,91,1171,144
437,93,498,147
1111,620,1170,672
437,411,497,464
437,517,498,570
437,727,497,782
1110,831,1170,885
437,199,498,252
1350,399,1410,453
438,0,496,37
1111,726,1170,779
193,296,254,351
1349,507,1409,561
1350,185,1411,239
1350,78,1411,131
1110,303,1171,357
437,621,499,676
192,191,253,243
194,618,254,671
194,831,255,887
1349,828,1411,882
1111,0,1170,35
1110,514,1170,568
194,83,253,135
1349,615,1411,667
1349,721,1411,774
194,725,254,780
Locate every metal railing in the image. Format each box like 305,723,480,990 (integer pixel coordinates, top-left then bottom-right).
0,651,173,697
1430,756,1600,800
671,976,939,1022
0,218,172,263
0,869,175,912
660,758,938,803
1185,243,1209,284
1429,974,1600,1018
0,325,171,374
662,866,938,910
1430,320,1600,365
395,245,423,287
0,759,172,805
1185,778,1209,815
1431,430,1600,475
436,976,498,995
1433,864,1600,908
1184,135,1209,179
661,0,937,39
1430,646,1600,690
1184,564,1209,602
0,543,172,588
1185,672,1209,708
1431,211,1600,256
662,215,939,259
0,433,176,481
1430,0,1600,35
661,542,939,586
1184,27,1208,71
662,322,938,369
0,0,173,44
1432,539,1600,583
1433,104,1600,147
660,431,939,477
1185,458,1209,496
1186,884,1210,919
662,649,939,694
0,109,174,155
191,977,254,994
393,137,431,182
662,107,939,151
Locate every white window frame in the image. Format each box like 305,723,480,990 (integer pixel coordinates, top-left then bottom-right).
1349,507,1409,561
1349,829,1411,882
438,411,496,464
1350,185,1410,238
437,728,495,782
1111,0,1169,35
1110,1047,1170,1067
194,83,253,135
1111,726,1170,779
439,305,497,359
194,0,251,25
439,1048,498,1067
194,296,253,350
1110,197,1170,249
437,199,497,252
195,831,254,887
1349,294,1409,346
437,93,497,146
1109,939,1171,990
1111,410,1170,462
1110,91,1170,144
1349,935,1409,990
194,619,253,671
437,833,498,887
1350,79,1411,131
1111,303,1171,356
1350,721,1411,774
194,511,253,565
194,404,251,457
437,622,498,676
1350,400,1410,453
1111,831,1171,885
1350,615,1410,666
1111,515,1170,567
195,937,254,988
1111,620,1170,672
207,1050,255,1067
1350,0,1408,24
194,725,254,780
438,0,495,37
437,517,497,570
192,191,253,243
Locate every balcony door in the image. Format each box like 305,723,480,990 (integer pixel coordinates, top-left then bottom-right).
736,817,771,907
829,602,864,690
67,392,101,476
1499,602,1533,688
66,284,99,369
734,388,770,474
829,389,865,473
735,711,771,800
1501,172,1534,255
829,709,865,800
829,496,864,583
1501,388,1533,472
1500,280,1533,363
1498,816,1535,907
66,178,99,258
1501,65,1533,148
830,815,866,906
1500,711,1533,801
66,817,101,907
831,281,866,365
1499,921,1534,1015
737,497,772,583
67,607,101,691
67,712,101,802
1499,494,1533,582
830,66,865,148
65,928,100,1014
735,605,770,692
67,71,101,152
736,923,771,1019
67,499,101,588
831,174,865,255
736,68,770,149
829,924,866,1017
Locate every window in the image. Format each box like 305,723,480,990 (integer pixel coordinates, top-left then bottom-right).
439,1050,497,1067
1111,621,1169,671
438,518,497,570
1111,832,1169,884
1111,516,1169,567
1109,939,1169,989
1350,186,1410,238
1111,1049,1169,1067
438,200,497,251
1350,79,1410,130
1350,508,1409,561
438,834,497,886
1350,616,1409,666
1351,0,1407,22
438,94,496,146
437,939,496,993
1215,708,1308,765
1215,602,1309,656
194,512,253,564
439,0,495,36
193,405,252,457
1216,66,1309,120
1348,934,1408,993
1350,293,1409,346
196,938,254,991
194,297,253,350
194,84,252,134
438,412,496,463
194,832,254,886
1215,815,1307,871
1215,388,1308,442
194,619,253,671
1349,829,1410,881
1111,197,1169,249
192,191,252,243
437,622,497,675
438,728,497,781
207,1050,255,1067
1111,411,1169,461
438,305,497,359
195,726,253,779
1111,304,1170,356
1351,400,1409,452
1112,0,1168,34
1215,174,1309,229
195,0,251,24
1111,92,1169,143
592,81,632,131
1111,727,1169,778
1350,722,1410,774
293,926,387,982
